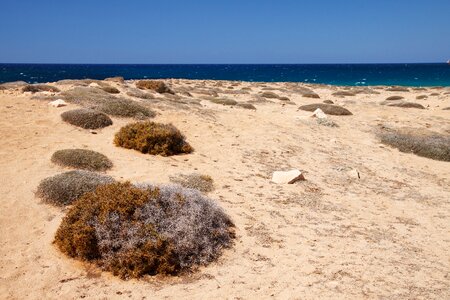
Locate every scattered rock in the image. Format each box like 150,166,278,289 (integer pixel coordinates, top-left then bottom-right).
48,99,67,107
271,169,305,184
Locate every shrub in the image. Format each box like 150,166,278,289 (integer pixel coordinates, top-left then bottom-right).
51,149,113,171
386,86,409,92
323,100,334,104
260,92,279,99
429,93,440,96
126,88,155,99
317,118,339,127
386,96,404,101
54,182,235,279
416,95,428,100
443,107,450,110
298,103,352,115
378,129,450,161
0,81,28,90
61,108,113,129
236,103,256,110
97,98,155,119
114,121,193,156
22,84,60,93
302,92,320,99
208,98,237,106
382,101,425,109
169,173,214,193
136,80,174,94
36,170,114,206
332,91,356,96
101,86,120,94
105,76,125,83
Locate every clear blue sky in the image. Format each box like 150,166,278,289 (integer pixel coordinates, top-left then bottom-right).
0,0,449,64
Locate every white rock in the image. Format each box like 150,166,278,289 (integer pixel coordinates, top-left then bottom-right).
48,99,67,107
348,169,360,179
271,169,305,184
311,108,327,119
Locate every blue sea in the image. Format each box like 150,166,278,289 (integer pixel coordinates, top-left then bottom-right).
1,63,449,87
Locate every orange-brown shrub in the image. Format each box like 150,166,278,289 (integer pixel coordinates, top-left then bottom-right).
114,121,193,156
136,80,174,94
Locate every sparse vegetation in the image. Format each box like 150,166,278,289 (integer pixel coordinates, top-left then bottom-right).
386,96,404,100
236,103,256,110
97,98,155,119
416,95,428,100
22,84,60,93
386,86,409,92
378,129,450,161
105,76,125,83
208,98,237,106
126,88,155,99
61,108,113,129
136,80,174,94
36,170,114,206
323,100,334,104
383,101,425,109
316,118,339,127
260,92,279,99
298,103,352,115
169,173,214,193
51,149,113,171
114,121,193,156
332,91,356,96
101,86,120,94
54,182,234,279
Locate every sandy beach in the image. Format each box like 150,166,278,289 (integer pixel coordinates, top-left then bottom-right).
0,79,449,299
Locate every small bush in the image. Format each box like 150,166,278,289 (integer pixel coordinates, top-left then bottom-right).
105,76,125,83
302,92,320,99
54,182,234,279
416,95,428,100
169,173,214,193
0,81,28,90
332,91,356,96
442,107,450,110
323,100,334,104
260,92,279,99
386,96,404,101
378,129,450,161
298,103,352,115
429,93,440,96
23,84,60,93
61,109,113,129
114,121,193,156
383,101,425,109
208,98,237,106
36,170,114,206
51,149,113,171
101,86,120,94
386,86,409,92
317,118,339,127
236,103,256,110
136,80,174,94
97,98,155,119
126,88,155,99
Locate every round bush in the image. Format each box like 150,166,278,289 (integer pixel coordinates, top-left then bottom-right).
114,121,193,156
36,170,114,206
54,182,235,279
61,108,113,129
169,173,214,193
298,103,352,115
136,80,174,94
97,98,155,119
51,149,113,171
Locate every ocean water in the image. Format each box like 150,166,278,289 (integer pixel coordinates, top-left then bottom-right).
0,63,449,86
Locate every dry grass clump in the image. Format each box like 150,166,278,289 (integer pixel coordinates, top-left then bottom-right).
302,92,320,99
260,92,279,99
236,103,256,110
97,98,155,119
386,86,409,92
136,80,174,94
317,118,339,127
386,96,404,100
169,173,214,193
114,121,193,156
382,101,425,109
54,182,235,279
126,88,155,99
298,103,352,115
208,98,237,106
61,108,113,129
105,76,125,83
332,91,356,96
378,129,450,161
51,149,113,171
36,170,114,206
416,95,428,100
22,84,60,93
101,86,120,94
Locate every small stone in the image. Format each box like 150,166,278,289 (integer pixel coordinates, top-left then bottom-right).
311,108,327,119
90,130,97,134
348,169,360,179
271,169,306,184
48,99,67,107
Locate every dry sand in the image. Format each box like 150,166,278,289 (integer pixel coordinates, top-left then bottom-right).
0,79,449,299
